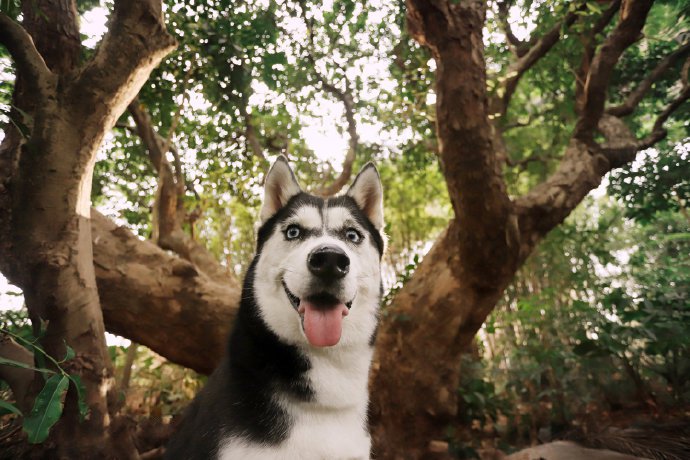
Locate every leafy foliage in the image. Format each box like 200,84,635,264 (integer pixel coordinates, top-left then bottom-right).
609,144,690,223
0,320,90,444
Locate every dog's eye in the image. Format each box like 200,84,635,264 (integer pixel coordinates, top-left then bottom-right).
285,225,301,240
345,228,362,243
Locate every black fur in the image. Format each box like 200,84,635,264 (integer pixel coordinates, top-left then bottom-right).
164,192,382,459
164,258,313,459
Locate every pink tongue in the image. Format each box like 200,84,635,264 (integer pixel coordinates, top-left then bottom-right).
301,300,349,347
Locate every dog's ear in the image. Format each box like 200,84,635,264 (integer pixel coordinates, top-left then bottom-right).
347,162,384,230
260,156,302,223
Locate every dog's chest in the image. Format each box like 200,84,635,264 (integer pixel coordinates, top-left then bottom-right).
218,347,373,460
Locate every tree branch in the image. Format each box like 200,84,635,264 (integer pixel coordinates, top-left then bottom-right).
127,100,236,285
606,41,690,117
0,14,53,98
311,79,358,196
574,0,654,140
496,1,528,57
517,55,689,253
506,153,560,170
74,0,176,125
575,0,622,113
497,8,578,117
92,210,238,374
238,102,268,163
298,1,359,196
514,139,608,257
599,56,690,166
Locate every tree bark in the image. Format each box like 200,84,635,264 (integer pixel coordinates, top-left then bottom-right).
0,0,175,456
92,211,239,375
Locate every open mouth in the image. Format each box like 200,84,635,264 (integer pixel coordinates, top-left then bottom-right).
281,280,353,311
282,280,353,347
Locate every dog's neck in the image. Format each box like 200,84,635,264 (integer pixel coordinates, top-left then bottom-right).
298,341,375,411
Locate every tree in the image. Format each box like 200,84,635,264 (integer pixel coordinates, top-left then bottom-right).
1,0,688,458
0,0,175,455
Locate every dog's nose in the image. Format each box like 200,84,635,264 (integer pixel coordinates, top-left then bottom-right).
307,246,350,281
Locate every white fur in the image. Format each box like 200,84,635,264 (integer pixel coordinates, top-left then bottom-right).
218,344,373,460
253,204,381,349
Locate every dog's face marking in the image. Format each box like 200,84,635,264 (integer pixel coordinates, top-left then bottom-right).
254,157,384,349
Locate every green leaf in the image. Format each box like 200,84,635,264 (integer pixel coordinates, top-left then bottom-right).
23,374,69,444
68,374,89,421
0,399,22,416
0,356,55,374
61,343,75,362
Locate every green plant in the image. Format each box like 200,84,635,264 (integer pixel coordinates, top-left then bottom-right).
0,328,89,444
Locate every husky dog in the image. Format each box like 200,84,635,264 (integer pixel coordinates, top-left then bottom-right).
164,156,385,460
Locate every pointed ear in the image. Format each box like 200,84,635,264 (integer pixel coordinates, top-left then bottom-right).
260,156,302,223
346,162,384,230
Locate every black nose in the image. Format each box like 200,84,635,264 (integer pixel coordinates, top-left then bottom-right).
307,246,350,281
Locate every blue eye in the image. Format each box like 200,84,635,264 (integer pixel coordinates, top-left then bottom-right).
345,228,362,243
285,225,301,240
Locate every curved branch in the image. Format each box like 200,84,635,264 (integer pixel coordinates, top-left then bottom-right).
517,58,689,250
639,86,690,147
497,1,528,57
128,101,237,285
75,0,176,124
606,41,690,117
574,0,654,140
0,13,53,98
497,8,578,116
312,80,358,196
575,0,623,112
297,1,359,196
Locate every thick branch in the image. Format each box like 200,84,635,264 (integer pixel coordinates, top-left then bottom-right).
0,14,53,99
574,0,654,140
74,0,176,126
518,52,689,255
92,210,238,374
606,42,690,117
407,0,515,248
600,84,690,168
599,57,690,167
515,139,609,257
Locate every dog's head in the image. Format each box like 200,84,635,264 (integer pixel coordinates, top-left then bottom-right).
253,156,384,348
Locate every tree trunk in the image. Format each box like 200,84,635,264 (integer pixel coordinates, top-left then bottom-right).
370,224,518,459
0,0,175,455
